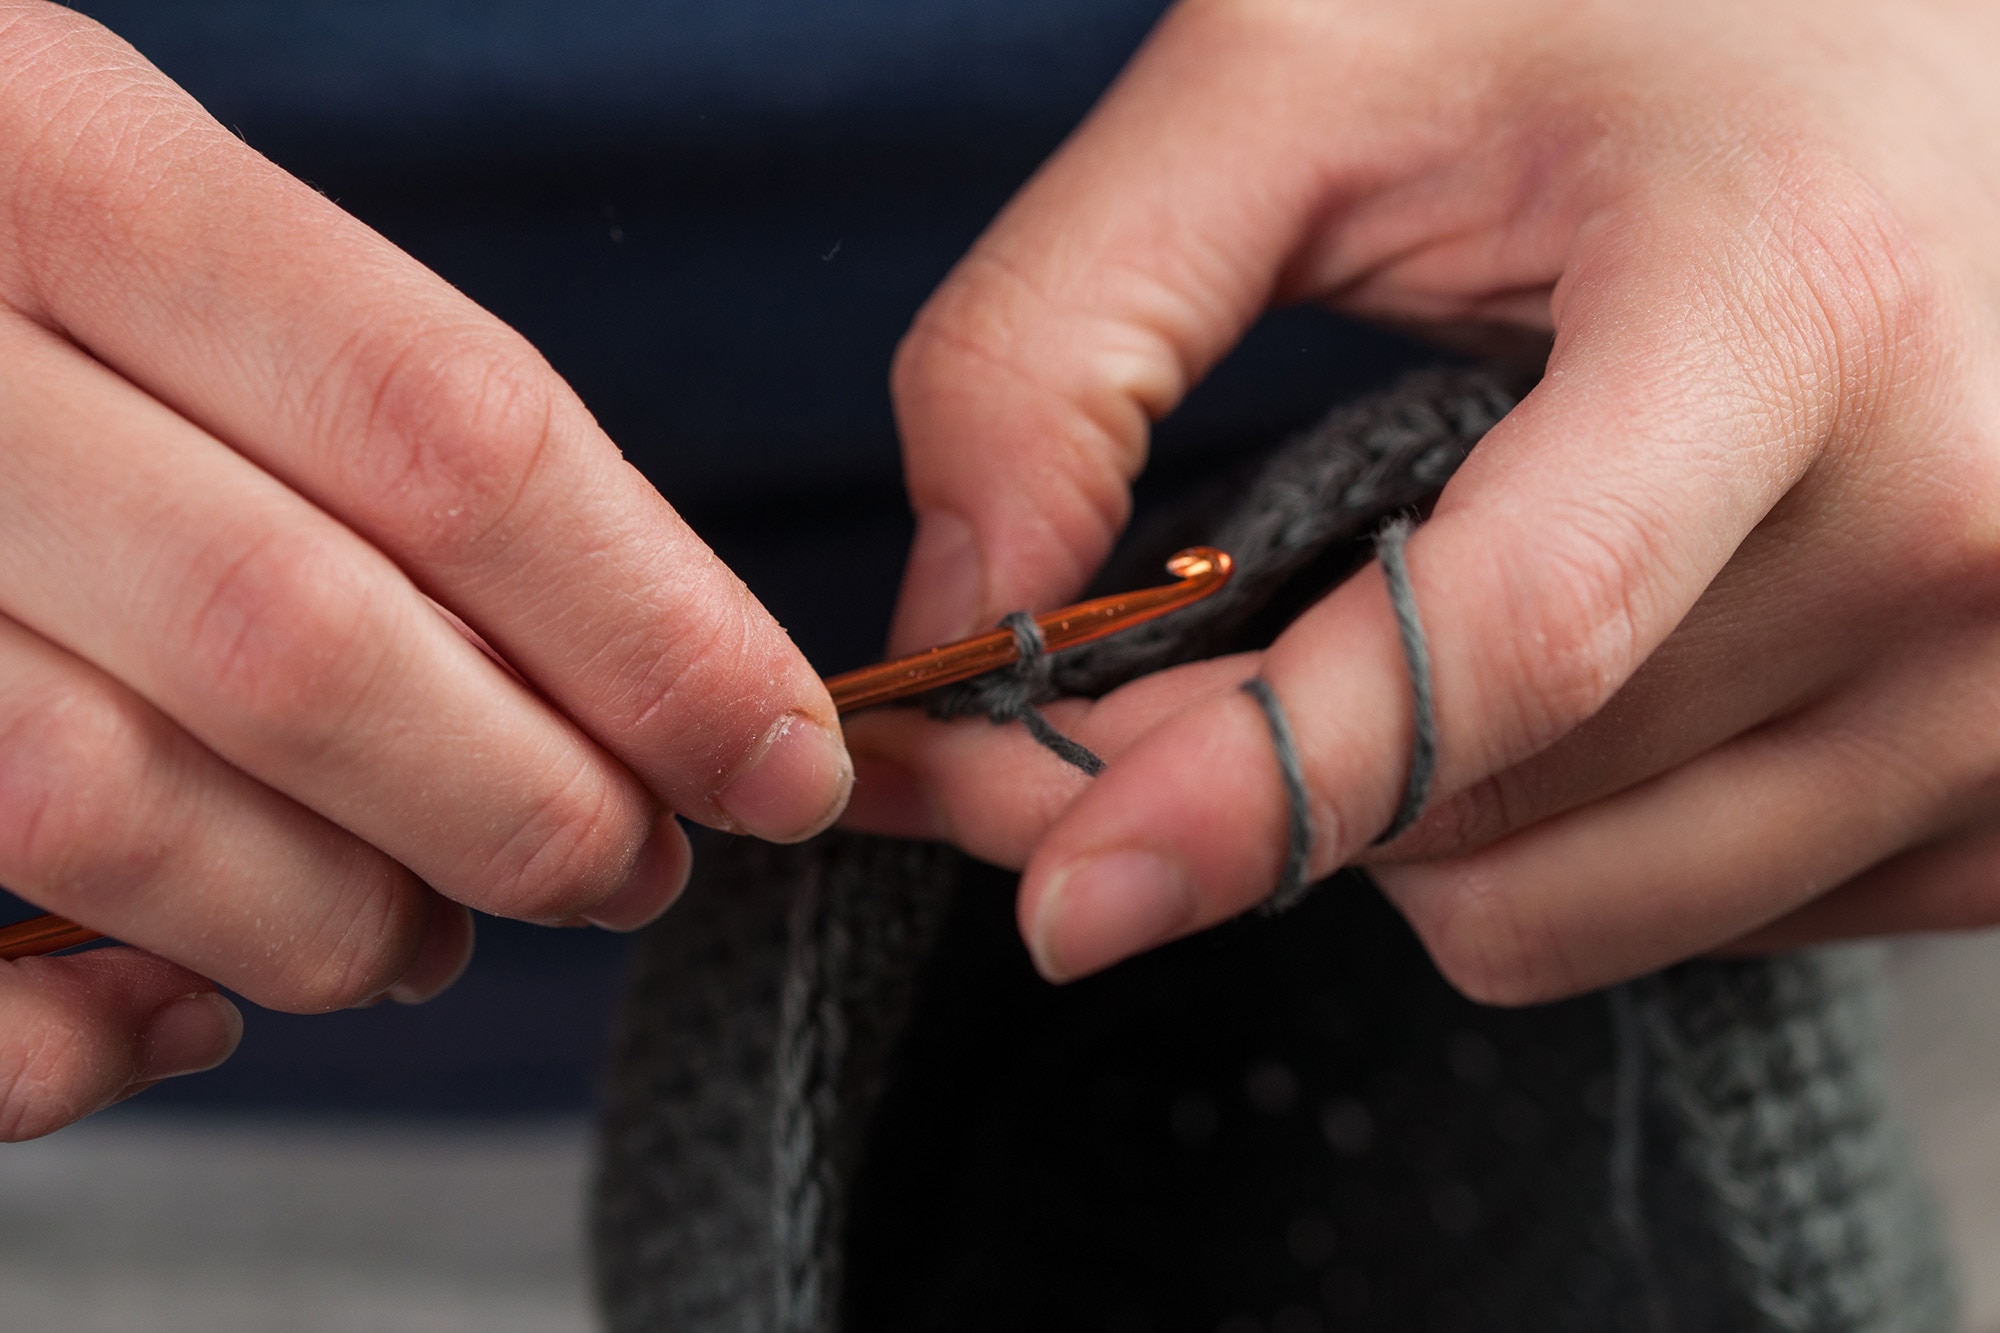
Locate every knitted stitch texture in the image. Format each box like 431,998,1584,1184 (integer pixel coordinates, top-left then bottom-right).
591,368,1955,1333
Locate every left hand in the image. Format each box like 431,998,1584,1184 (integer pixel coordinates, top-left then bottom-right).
840,0,2000,1001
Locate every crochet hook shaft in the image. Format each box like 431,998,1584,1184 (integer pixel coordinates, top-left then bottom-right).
0,915,102,961
823,545,1233,713
0,545,1234,962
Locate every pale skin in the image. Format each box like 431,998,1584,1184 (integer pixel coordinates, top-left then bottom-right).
843,0,2000,999
0,3,853,1142
8,0,2000,1144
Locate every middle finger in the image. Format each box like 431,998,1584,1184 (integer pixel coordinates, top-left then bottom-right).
0,311,663,924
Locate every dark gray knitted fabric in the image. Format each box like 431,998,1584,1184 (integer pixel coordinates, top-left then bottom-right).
592,834,956,1331
591,369,1956,1333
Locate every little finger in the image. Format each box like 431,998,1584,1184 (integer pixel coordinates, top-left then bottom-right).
1726,820,2000,952
0,948,240,1142
1371,652,1992,1003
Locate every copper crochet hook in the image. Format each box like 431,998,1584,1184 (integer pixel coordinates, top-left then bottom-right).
0,546,1233,963
824,545,1232,711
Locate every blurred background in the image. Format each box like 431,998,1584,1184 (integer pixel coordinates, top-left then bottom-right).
3,2,1995,1329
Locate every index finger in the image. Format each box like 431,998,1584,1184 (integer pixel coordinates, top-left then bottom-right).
1017,203,1940,988
883,0,1532,652
0,6,847,841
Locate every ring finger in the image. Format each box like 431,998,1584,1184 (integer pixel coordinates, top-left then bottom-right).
0,610,457,1013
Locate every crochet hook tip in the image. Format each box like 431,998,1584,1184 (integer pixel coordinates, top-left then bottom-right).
1165,547,1230,580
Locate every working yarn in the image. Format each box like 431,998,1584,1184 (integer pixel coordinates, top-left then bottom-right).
592,368,1955,1333
1240,676,1312,911
931,610,1108,776
1373,516,1436,841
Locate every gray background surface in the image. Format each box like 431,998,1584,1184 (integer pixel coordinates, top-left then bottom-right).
1,934,1995,1333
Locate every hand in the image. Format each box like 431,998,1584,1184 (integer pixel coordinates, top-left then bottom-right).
844,0,2000,998
0,3,850,1141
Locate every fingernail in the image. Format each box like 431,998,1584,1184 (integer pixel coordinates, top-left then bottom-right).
890,511,983,651
1030,850,1197,982
717,713,853,843
582,817,693,932
387,901,478,1004
137,992,243,1082
840,754,943,840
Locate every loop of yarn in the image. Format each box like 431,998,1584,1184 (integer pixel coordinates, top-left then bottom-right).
1238,517,1439,900
1374,516,1437,842
927,611,1106,776
1240,677,1312,912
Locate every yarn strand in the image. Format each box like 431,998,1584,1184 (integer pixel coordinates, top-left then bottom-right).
1375,517,1436,842
926,611,1106,775
1241,677,1312,911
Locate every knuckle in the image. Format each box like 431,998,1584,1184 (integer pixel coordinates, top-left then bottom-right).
895,250,1158,474
1385,777,1514,863
0,5,216,273
1771,195,1932,405
1402,867,1581,1008
1712,152,1944,455
322,326,564,567
604,573,829,807
890,256,1041,429
1489,505,1655,764
0,997,102,1142
607,561,759,743
176,527,389,755
268,870,425,1013
0,679,164,894
466,758,645,920
1909,432,2000,615
892,255,1145,584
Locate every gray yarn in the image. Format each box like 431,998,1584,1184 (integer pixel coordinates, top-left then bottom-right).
1375,516,1437,841
954,512,1440,880
1058,366,1511,696
923,365,1502,848
923,366,1518,722
1240,677,1312,912
928,612,1105,775
938,516,1441,893
592,368,1957,1333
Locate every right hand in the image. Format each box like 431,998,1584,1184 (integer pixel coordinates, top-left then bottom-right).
0,2,851,1141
